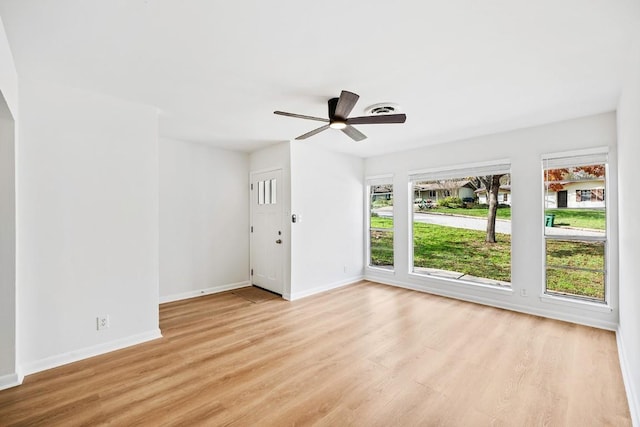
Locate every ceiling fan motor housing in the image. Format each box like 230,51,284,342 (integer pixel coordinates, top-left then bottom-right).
328,97,347,128
328,97,340,119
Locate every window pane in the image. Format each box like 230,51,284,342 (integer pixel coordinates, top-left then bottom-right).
546,240,605,301
546,269,605,301
369,184,393,269
370,185,393,227
411,173,511,286
264,179,271,204
543,160,606,303
544,163,606,235
370,229,393,269
258,180,265,205
412,222,511,285
270,179,277,204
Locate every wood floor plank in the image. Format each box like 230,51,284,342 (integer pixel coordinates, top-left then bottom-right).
0,281,631,426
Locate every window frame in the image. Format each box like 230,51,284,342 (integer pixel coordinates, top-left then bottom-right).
408,160,512,288
542,151,609,305
366,175,395,272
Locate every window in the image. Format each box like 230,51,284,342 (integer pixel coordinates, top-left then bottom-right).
543,152,607,302
368,180,394,270
576,189,604,202
428,190,437,198
410,162,511,287
257,178,277,205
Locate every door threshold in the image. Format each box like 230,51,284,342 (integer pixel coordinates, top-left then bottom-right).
251,285,282,297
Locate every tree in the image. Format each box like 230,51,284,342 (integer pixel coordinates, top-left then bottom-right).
477,175,504,243
466,174,508,243
544,165,605,191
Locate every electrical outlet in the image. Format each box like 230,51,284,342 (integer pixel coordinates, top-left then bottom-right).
96,315,110,330
520,289,527,297
343,265,347,273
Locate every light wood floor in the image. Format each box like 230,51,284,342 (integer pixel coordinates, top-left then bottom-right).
0,281,631,426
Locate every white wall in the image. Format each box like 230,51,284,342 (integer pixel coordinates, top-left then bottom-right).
0,16,18,390
0,98,16,386
0,16,17,118
249,142,290,174
249,142,292,297
17,80,160,374
249,141,365,300
365,112,619,329
290,143,364,299
617,33,640,426
159,138,249,302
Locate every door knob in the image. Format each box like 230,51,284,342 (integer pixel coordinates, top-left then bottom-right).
275,239,282,244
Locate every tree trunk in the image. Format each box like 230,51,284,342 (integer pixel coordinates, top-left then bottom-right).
485,174,503,243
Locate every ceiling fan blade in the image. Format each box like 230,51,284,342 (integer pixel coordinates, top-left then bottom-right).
333,90,360,119
274,111,329,123
341,125,367,142
346,113,407,125
295,124,331,140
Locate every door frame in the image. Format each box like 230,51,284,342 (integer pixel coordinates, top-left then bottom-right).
249,168,286,296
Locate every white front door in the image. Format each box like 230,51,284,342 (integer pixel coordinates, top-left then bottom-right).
250,169,284,295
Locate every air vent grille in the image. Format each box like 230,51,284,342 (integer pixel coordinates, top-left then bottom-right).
364,102,401,115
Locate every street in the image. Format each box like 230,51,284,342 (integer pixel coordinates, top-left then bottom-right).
374,209,605,237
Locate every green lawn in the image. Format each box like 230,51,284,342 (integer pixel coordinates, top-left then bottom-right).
413,223,511,282
545,208,605,230
370,216,605,300
371,216,393,229
371,217,511,281
546,240,605,300
370,217,394,267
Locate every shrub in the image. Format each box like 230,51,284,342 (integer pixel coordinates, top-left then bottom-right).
416,199,435,211
439,196,463,208
372,199,392,208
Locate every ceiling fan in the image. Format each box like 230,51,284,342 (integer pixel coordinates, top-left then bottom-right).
274,90,407,142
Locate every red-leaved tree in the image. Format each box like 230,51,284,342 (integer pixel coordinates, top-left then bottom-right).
545,165,605,191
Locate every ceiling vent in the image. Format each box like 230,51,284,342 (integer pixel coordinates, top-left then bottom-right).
364,102,401,115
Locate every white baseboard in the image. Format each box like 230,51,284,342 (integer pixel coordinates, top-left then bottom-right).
366,276,618,331
286,276,363,301
617,326,639,427
159,281,250,304
0,371,22,391
20,328,162,376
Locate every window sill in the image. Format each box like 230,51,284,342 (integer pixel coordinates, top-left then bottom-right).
539,294,612,313
367,266,395,275
408,272,513,296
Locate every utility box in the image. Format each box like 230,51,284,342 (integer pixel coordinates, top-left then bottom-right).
545,214,555,227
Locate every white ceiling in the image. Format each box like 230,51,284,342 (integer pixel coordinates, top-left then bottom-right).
1,0,638,157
